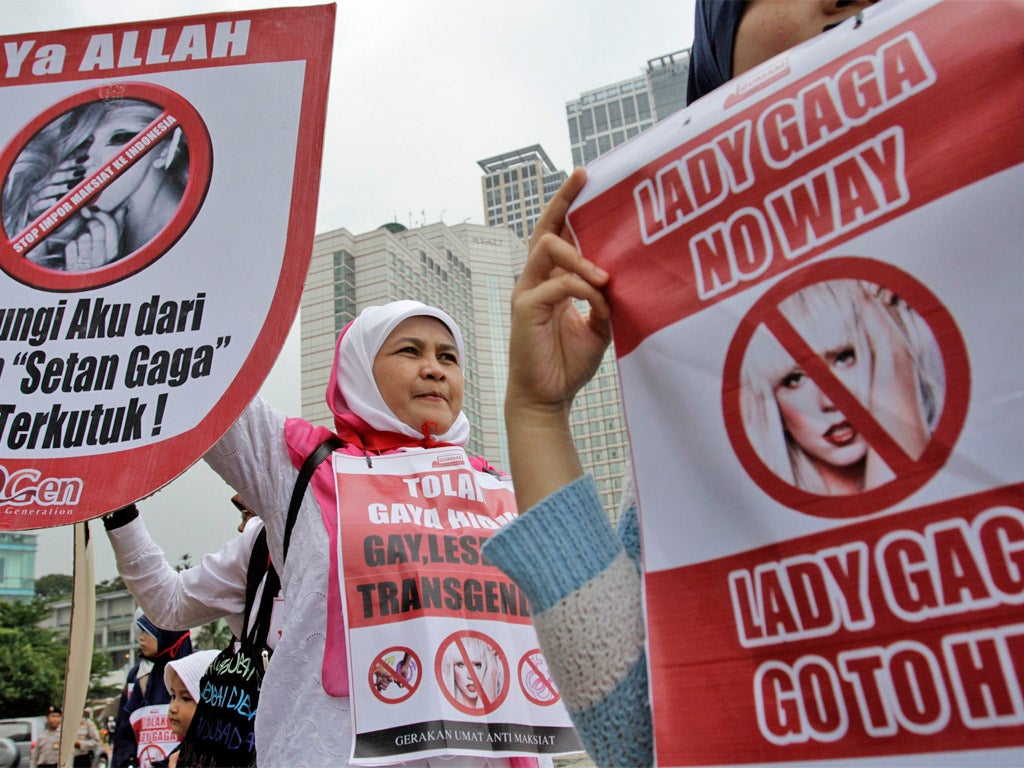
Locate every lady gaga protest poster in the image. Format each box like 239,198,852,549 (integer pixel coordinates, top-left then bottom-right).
332,449,581,763
0,5,335,527
566,0,1024,765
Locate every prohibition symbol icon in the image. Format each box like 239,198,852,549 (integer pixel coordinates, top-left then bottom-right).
0,82,212,291
138,743,168,768
368,646,421,704
435,629,510,716
518,648,560,706
722,257,969,518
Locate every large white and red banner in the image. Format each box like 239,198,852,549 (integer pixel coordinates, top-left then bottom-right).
567,1,1024,765
333,448,580,764
0,5,334,528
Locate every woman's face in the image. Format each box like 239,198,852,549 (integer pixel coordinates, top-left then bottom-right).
733,0,877,78
74,105,165,212
453,655,483,705
166,670,196,737
372,315,464,434
138,629,158,658
774,313,870,469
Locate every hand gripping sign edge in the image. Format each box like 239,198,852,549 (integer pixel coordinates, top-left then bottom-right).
0,82,212,292
722,257,969,518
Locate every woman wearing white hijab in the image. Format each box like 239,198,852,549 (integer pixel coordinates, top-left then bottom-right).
204,300,529,767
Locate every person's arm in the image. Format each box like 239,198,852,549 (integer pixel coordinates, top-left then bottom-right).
104,505,257,637
203,396,296,567
485,169,653,766
485,476,651,766
110,681,137,768
77,719,100,753
505,168,611,511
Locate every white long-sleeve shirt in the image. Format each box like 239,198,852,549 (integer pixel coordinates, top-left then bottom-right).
107,513,264,639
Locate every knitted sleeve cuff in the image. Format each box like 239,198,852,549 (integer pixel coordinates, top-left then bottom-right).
484,474,623,614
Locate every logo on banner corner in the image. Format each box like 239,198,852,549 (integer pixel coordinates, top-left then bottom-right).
0,463,82,512
432,453,465,469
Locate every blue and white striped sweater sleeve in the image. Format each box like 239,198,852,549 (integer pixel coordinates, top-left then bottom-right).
484,475,653,767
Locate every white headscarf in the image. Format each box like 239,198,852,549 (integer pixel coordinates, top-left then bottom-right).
163,649,220,702
333,300,471,446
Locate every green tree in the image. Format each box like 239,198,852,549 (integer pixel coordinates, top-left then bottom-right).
192,619,232,651
35,573,74,602
88,651,120,700
0,600,66,717
95,574,126,595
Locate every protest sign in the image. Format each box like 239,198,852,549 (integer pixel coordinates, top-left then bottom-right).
0,4,334,528
566,0,1024,764
333,448,581,764
129,704,176,768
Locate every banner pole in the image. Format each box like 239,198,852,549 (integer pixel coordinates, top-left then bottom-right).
60,522,96,768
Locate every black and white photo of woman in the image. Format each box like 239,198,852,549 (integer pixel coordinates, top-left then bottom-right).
2,97,188,272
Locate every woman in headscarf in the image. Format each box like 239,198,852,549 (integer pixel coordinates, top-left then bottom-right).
111,614,192,767
482,2,879,766
205,300,539,767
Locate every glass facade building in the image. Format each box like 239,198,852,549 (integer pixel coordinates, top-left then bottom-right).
566,48,691,168
557,49,691,518
477,144,635,519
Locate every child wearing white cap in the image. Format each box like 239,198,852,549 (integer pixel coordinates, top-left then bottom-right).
163,649,220,767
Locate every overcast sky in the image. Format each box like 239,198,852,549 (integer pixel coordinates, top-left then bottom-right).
6,0,697,580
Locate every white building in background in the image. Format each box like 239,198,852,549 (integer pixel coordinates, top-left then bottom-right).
302,222,526,470
43,589,138,672
477,145,567,242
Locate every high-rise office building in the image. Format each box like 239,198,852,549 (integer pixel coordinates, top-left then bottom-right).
566,48,690,167
478,145,568,241
302,222,526,469
44,589,140,671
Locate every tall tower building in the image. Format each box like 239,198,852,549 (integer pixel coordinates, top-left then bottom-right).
302,222,526,469
478,145,567,241
566,48,690,167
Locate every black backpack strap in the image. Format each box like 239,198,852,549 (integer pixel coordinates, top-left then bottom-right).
241,526,275,645
282,435,344,564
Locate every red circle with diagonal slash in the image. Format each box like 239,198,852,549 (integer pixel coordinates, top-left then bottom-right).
518,649,560,706
434,630,509,716
0,82,211,292
722,257,969,518
368,646,421,704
